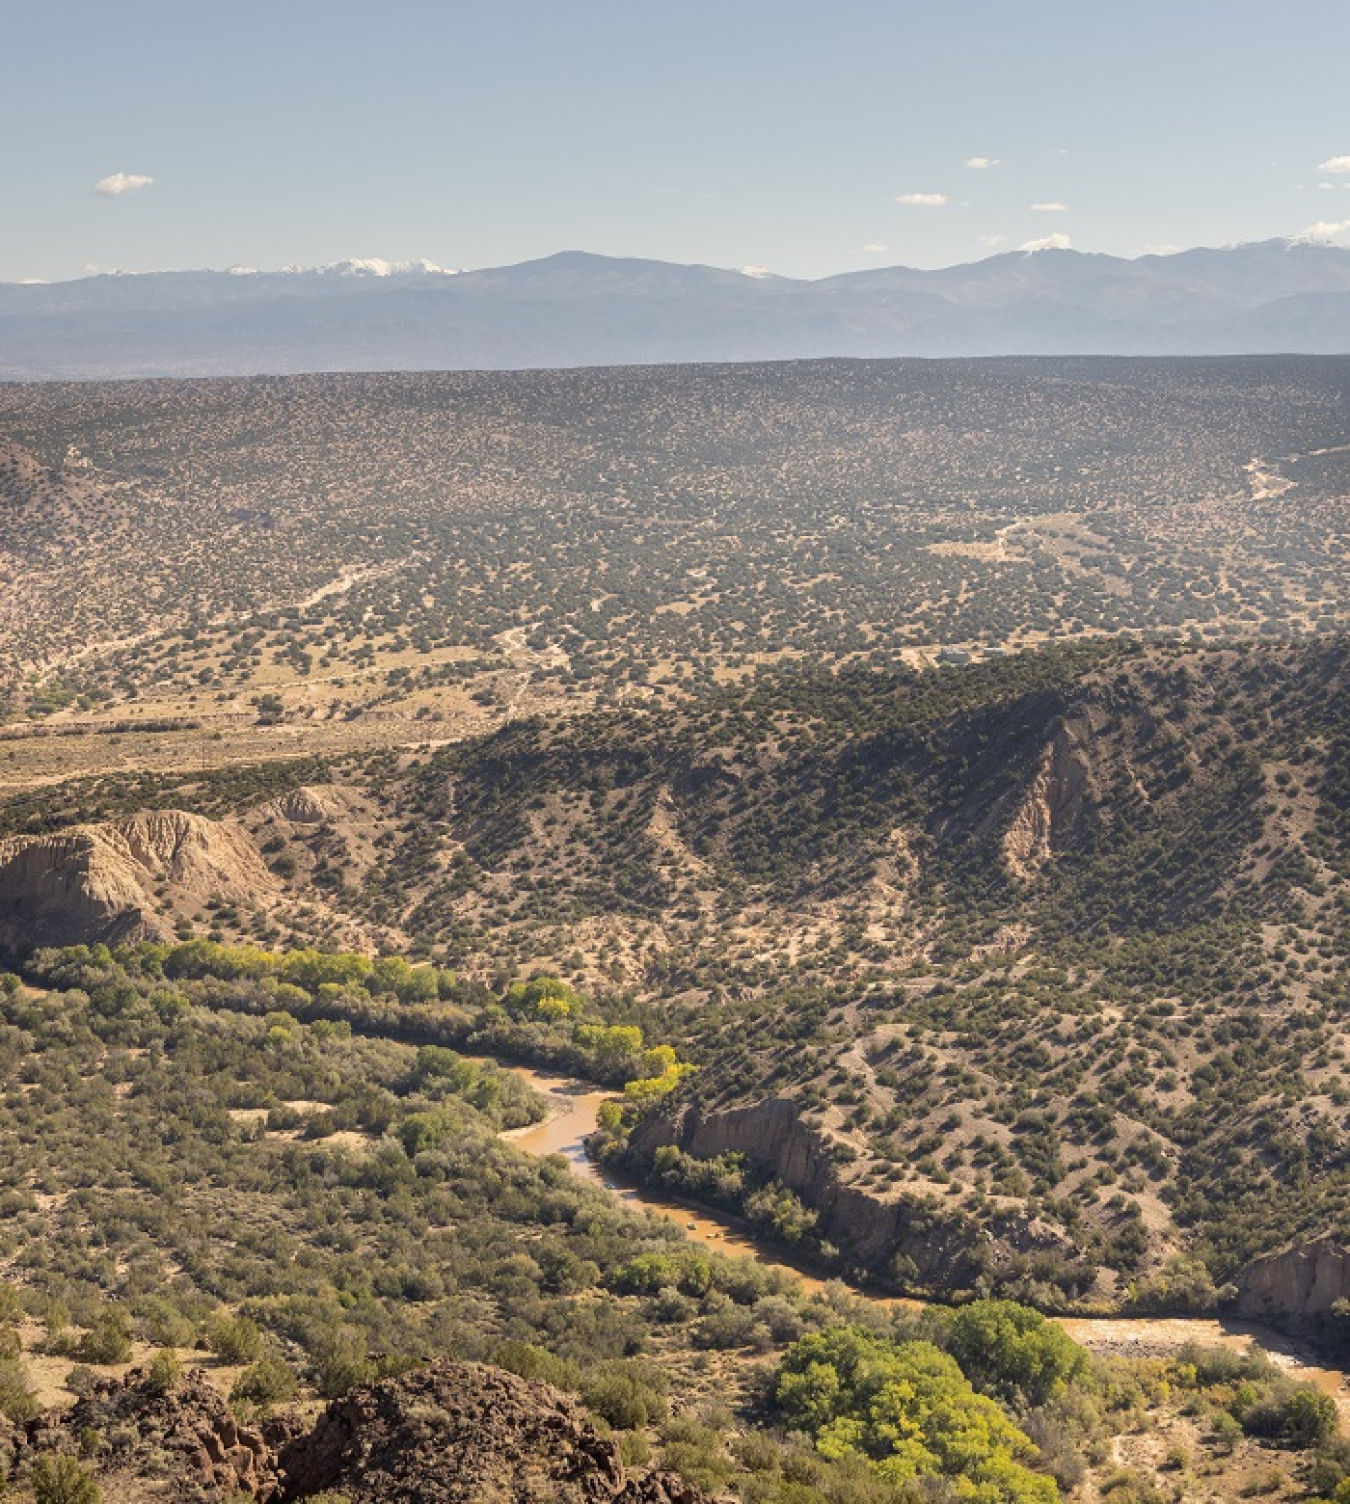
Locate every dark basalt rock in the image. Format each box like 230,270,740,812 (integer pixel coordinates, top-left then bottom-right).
273,1359,711,1503
6,1359,713,1503
16,1364,275,1501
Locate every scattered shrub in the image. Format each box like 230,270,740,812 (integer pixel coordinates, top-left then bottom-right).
31,1454,101,1504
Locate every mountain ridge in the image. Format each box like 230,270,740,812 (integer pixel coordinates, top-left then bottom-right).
6,239,1350,378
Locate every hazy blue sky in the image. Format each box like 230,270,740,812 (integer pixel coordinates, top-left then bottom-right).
5,0,1350,283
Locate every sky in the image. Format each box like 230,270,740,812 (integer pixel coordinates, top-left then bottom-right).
4,0,1350,284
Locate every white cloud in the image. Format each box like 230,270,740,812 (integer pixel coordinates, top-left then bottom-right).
1296,220,1350,242
1317,156,1350,174
738,264,775,279
978,233,1007,249
1021,232,1072,252
861,243,888,253
1029,202,1068,212
94,172,154,197
896,192,948,206
964,156,998,169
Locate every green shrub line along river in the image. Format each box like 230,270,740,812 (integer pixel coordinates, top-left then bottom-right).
491,1061,1350,1418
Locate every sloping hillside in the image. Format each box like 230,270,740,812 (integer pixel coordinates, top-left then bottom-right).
5,639,1350,1301
364,639,1342,990
369,639,1350,1300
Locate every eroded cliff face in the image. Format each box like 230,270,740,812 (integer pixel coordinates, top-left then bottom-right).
630,1095,1076,1291
0,808,277,951
1234,1238,1350,1329
261,783,365,827
1003,722,1096,880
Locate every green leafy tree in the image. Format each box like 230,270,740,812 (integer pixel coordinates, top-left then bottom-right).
574,1023,643,1068
76,1308,132,1366
941,1300,1089,1407
144,1347,182,1394
506,975,582,1019
312,1326,373,1399
775,1326,1057,1503
0,1357,39,1423
371,956,439,1003
277,949,373,992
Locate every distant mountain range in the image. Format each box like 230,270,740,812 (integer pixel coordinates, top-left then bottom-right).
4,240,1350,379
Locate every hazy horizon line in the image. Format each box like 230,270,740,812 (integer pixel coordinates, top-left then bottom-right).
9,234,1350,289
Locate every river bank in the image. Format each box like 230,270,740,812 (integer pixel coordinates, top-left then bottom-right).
501,1065,835,1290
495,1060,1350,1416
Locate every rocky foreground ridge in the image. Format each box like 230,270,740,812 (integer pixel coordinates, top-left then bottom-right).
1,1360,709,1503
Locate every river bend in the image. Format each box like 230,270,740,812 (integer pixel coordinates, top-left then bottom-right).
496,1063,1350,1415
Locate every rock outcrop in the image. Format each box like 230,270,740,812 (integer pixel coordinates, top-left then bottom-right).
262,784,359,827
5,1361,710,1503
0,808,276,951
1234,1237,1350,1329
275,1361,709,1503
1003,723,1095,880
0,441,98,514
630,1096,1077,1290
14,1365,275,1501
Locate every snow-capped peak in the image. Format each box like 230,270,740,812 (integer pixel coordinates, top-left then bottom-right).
281,257,460,278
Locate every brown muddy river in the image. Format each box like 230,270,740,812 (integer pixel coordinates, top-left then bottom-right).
494,1062,1350,1414
501,1067,830,1287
